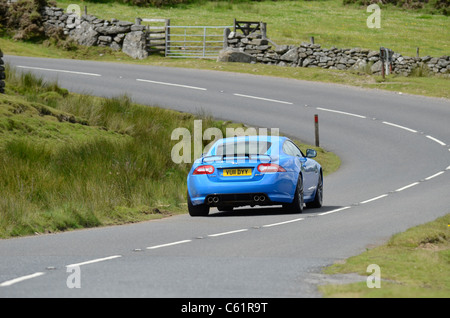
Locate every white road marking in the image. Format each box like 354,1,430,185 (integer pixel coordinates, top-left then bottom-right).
425,171,445,180
262,218,304,228
0,272,45,287
17,65,101,77
360,194,389,204
233,93,293,105
208,229,248,237
395,182,420,192
136,78,207,91
447,165,450,170
426,135,446,146
316,107,366,119
66,255,122,268
147,240,191,250
318,206,351,216
382,121,417,133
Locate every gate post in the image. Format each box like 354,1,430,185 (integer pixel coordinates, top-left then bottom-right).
165,19,171,57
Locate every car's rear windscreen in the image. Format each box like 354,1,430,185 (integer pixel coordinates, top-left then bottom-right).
215,141,272,156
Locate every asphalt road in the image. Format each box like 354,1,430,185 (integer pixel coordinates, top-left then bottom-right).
1,56,449,298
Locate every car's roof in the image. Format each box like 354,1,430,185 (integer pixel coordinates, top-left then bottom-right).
218,135,288,143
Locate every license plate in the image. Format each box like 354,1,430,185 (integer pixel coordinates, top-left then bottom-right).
223,168,252,177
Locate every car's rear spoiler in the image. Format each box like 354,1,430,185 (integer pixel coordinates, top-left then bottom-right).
201,154,272,163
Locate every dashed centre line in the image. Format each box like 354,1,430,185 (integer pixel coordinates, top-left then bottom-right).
233,93,293,105
382,121,417,133
147,240,192,250
316,107,366,119
136,78,207,91
66,255,122,268
426,135,446,146
395,182,420,192
17,65,101,77
0,272,45,287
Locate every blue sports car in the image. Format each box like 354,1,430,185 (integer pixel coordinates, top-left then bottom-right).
187,135,323,216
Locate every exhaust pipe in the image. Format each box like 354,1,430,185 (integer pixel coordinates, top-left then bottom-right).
207,196,219,205
253,195,260,202
259,195,265,202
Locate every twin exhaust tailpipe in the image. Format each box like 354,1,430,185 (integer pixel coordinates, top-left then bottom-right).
206,194,266,205
207,196,219,204
253,195,266,202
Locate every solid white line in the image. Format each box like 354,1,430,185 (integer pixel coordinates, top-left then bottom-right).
360,194,389,204
0,272,45,287
318,206,351,216
447,165,450,170
425,171,445,180
66,255,122,268
233,93,293,105
262,218,304,228
395,182,420,192
316,107,366,119
426,135,446,146
136,78,207,91
208,229,248,237
382,121,417,133
17,65,101,77
146,240,191,250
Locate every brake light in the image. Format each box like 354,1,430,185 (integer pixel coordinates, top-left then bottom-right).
193,165,215,175
257,163,286,173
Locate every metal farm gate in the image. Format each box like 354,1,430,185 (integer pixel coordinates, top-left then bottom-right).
165,25,232,59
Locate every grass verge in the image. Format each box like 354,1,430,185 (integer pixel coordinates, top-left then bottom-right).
0,66,340,238
319,213,450,297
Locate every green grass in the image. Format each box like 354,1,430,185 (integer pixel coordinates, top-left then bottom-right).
319,214,450,297
53,0,449,57
0,66,340,238
1,0,448,99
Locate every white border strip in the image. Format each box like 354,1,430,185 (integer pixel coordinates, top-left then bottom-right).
0,272,45,287
17,65,101,77
136,79,207,91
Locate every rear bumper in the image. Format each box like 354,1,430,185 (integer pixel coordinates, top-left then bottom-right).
187,172,297,206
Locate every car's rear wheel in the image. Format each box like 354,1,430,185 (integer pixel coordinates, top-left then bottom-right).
283,175,304,213
306,172,323,208
187,193,210,216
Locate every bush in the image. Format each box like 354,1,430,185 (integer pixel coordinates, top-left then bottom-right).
1,0,51,41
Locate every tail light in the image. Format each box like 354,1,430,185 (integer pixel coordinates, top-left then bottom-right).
257,163,286,173
193,165,215,175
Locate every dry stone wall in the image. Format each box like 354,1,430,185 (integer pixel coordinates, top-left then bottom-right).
41,6,148,59
223,32,450,77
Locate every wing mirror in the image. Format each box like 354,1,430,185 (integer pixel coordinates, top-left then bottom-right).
306,149,317,158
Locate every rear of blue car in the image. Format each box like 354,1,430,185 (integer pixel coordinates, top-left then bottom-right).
187,136,298,216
